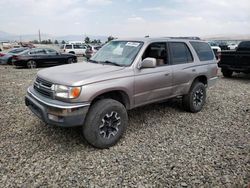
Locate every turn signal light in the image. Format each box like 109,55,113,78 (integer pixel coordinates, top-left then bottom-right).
70,87,81,98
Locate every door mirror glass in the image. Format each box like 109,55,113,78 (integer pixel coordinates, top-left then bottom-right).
140,58,157,69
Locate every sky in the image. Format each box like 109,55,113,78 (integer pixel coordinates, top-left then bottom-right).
0,0,250,38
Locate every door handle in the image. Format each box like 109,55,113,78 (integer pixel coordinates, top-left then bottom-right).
192,69,196,72
165,73,169,76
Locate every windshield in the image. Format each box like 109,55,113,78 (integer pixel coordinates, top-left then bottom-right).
90,41,143,66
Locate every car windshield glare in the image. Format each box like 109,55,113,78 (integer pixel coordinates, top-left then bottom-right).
90,41,143,66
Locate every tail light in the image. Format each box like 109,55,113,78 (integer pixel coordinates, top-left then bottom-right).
217,52,221,62
12,55,20,60
0,53,5,57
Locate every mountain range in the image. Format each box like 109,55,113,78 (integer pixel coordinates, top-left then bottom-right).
1,30,250,42
0,30,108,42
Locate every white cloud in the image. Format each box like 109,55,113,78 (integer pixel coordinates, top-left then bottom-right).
86,0,112,6
127,17,145,23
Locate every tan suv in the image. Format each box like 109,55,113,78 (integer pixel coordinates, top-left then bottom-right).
25,38,218,148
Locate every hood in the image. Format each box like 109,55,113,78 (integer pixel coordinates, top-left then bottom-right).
37,62,126,86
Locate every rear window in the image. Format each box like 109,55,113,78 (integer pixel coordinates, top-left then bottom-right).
190,42,214,61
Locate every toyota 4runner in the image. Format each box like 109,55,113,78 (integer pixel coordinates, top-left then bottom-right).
25,38,218,148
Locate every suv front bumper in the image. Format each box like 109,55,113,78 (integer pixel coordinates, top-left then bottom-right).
25,87,90,127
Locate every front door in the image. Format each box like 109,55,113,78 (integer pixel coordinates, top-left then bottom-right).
134,42,173,107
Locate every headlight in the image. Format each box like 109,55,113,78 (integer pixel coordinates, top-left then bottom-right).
53,85,81,99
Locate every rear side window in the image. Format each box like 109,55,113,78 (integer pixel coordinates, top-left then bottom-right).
29,49,46,55
65,45,72,49
190,42,214,61
169,42,193,64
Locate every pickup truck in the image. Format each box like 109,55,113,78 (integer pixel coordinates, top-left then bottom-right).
218,41,250,77
25,38,218,148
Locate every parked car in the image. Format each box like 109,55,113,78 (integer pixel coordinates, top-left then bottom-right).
208,41,221,60
13,48,77,68
216,41,230,50
85,45,103,60
228,43,238,50
218,41,250,77
25,38,218,148
0,47,29,65
60,44,88,56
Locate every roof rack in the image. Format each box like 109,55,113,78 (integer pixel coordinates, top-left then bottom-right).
163,37,201,40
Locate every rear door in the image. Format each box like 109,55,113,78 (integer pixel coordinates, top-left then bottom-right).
168,42,197,96
73,44,87,55
29,49,47,66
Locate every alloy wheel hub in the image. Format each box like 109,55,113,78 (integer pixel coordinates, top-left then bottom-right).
99,111,121,139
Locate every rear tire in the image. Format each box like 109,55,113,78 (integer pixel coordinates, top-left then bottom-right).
27,60,37,69
67,58,74,64
183,82,206,113
83,99,128,149
221,69,233,78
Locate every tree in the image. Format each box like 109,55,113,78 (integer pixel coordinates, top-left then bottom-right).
85,36,90,44
47,39,52,44
32,40,39,44
91,39,98,44
54,40,59,44
61,40,66,44
96,39,101,44
107,36,114,42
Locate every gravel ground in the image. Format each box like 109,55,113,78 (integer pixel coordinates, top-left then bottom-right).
0,63,249,187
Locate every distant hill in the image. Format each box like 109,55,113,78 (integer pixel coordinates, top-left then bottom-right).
203,34,250,40
0,30,108,42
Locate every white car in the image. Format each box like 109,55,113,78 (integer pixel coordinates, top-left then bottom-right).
60,44,88,56
208,41,221,60
228,43,238,50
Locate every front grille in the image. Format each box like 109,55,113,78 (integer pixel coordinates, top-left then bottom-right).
34,77,54,98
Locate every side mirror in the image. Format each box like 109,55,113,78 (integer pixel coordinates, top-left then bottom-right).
139,58,157,69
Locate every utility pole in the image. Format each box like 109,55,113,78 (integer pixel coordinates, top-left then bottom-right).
38,29,41,43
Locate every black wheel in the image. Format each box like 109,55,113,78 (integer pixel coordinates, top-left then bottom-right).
27,60,37,69
183,82,206,113
83,99,128,149
67,58,74,64
221,69,233,78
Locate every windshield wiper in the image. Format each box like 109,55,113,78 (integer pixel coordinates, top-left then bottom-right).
101,60,122,67
88,59,99,64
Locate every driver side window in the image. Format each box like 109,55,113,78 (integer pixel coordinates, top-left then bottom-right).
142,42,168,66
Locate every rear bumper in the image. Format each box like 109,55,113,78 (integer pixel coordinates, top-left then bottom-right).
218,64,250,72
25,87,90,127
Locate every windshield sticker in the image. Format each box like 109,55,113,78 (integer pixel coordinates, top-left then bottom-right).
125,42,140,47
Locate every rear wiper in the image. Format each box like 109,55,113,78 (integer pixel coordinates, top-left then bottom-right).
101,60,122,67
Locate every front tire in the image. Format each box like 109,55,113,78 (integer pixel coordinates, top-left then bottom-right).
83,99,128,149
183,82,206,113
221,69,233,78
27,60,37,69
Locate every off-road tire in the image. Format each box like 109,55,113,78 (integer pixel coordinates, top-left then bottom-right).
183,82,206,113
221,69,233,78
83,99,128,149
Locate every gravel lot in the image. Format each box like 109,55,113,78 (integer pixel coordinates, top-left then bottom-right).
0,63,249,187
